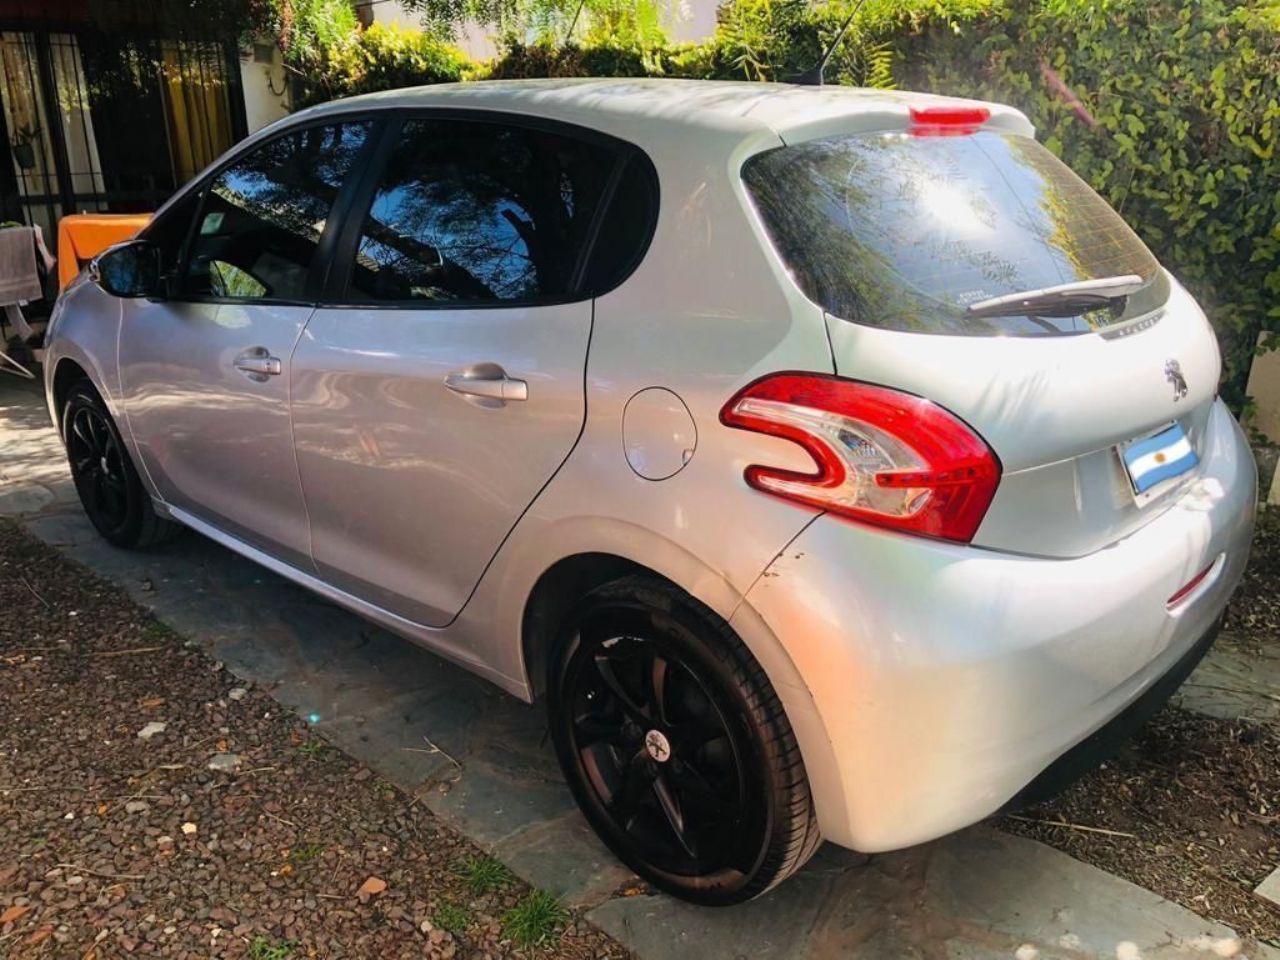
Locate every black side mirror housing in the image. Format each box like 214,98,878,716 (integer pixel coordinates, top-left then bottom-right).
90,240,163,299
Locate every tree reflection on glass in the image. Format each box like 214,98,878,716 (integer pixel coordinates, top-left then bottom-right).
348,120,611,303
183,122,370,301
744,131,1165,336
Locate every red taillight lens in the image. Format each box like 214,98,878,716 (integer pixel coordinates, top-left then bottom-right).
908,104,991,136
720,374,1001,543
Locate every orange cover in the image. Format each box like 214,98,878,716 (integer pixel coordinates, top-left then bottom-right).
57,213,153,290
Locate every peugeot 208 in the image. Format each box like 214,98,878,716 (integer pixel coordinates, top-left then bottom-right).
44,79,1257,904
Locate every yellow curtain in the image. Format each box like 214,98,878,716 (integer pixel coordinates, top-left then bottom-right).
159,42,234,185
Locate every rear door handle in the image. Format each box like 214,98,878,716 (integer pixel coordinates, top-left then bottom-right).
444,371,528,402
234,349,282,380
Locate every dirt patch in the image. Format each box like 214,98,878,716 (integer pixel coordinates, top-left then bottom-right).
0,520,629,959
1003,707,1280,945
1222,506,1280,657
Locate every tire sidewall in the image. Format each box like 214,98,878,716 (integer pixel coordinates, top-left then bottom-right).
63,384,147,547
548,587,780,905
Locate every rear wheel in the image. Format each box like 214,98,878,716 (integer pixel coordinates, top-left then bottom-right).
63,379,180,549
548,576,820,904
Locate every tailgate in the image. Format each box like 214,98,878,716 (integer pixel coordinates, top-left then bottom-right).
825,278,1220,557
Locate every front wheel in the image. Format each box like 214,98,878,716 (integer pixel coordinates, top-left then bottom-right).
548,576,820,905
63,379,180,549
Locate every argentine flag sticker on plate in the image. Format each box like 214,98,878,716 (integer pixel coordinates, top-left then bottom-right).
1121,422,1198,495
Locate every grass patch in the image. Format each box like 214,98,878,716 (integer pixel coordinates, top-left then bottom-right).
139,620,180,645
432,901,471,936
294,739,329,762
287,842,325,864
457,854,513,895
247,937,296,960
502,889,569,948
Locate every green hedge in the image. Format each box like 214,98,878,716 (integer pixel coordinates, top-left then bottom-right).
286,0,1279,405
290,22,472,104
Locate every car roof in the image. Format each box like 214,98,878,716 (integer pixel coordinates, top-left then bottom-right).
288,77,1035,145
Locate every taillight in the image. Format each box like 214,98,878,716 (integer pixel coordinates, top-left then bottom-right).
909,104,990,136
720,374,1001,543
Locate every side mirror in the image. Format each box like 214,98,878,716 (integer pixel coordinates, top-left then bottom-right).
90,240,162,299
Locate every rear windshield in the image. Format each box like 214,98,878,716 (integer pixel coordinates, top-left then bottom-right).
742,131,1168,336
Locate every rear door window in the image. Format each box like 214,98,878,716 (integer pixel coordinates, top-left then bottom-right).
342,118,616,304
742,131,1168,336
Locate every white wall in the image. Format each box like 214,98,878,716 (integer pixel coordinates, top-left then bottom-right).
667,0,718,43
239,42,291,134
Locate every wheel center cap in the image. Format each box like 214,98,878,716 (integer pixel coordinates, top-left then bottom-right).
644,729,671,763
99,456,110,474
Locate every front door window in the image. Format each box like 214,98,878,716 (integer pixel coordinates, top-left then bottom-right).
182,121,372,302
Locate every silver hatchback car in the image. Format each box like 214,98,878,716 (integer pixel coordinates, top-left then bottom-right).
44,79,1256,904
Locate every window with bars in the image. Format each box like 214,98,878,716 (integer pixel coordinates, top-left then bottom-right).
0,20,245,236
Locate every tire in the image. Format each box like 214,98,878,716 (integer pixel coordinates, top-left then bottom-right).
548,575,820,905
62,379,181,549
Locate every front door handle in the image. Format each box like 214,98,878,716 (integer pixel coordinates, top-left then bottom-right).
234,349,282,381
444,371,528,402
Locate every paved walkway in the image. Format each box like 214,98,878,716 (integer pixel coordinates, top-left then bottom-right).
2,376,1273,960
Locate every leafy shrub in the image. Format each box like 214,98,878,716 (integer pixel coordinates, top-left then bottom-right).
486,37,651,78
291,21,471,104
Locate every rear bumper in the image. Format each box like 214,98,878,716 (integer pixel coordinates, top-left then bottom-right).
1005,611,1222,810
734,399,1257,852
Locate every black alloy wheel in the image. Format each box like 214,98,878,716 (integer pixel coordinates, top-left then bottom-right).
66,401,130,535
549,576,820,905
62,379,180,549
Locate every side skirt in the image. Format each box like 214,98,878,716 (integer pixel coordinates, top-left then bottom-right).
163,503,528,699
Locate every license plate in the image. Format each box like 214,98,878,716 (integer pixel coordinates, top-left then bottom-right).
1120,422,1198,496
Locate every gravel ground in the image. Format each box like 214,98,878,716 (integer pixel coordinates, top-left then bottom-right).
1003,508,1280,946
0,520,631,960
1003,708,1280,945
1221,506,1280,657
3,509,1278,957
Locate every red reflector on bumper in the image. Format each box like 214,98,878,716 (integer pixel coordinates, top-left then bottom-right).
1166,562,1215,608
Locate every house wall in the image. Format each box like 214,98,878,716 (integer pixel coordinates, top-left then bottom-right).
239,42,291,134
667,0,718,42
1245,334,1280,438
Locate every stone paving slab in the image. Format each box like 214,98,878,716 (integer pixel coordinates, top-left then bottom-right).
589,829,1265,960
1175,644,1280,725
3,377,1275,960
1258,868,1280,911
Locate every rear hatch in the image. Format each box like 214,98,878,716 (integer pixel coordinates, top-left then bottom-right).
743,119,1219,558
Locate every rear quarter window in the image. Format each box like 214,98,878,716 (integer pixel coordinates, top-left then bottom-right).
742,131,1168,336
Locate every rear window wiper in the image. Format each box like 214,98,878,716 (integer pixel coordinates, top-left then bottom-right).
964,275,1147,319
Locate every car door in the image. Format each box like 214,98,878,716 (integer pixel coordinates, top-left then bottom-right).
119,119,375,567
290,114,628,627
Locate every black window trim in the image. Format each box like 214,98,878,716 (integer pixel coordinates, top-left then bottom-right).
138,114,387,309
317,106,660,312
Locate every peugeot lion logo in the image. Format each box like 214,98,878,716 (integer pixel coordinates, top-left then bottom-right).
1164,359,1188,401
644,729,672,763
